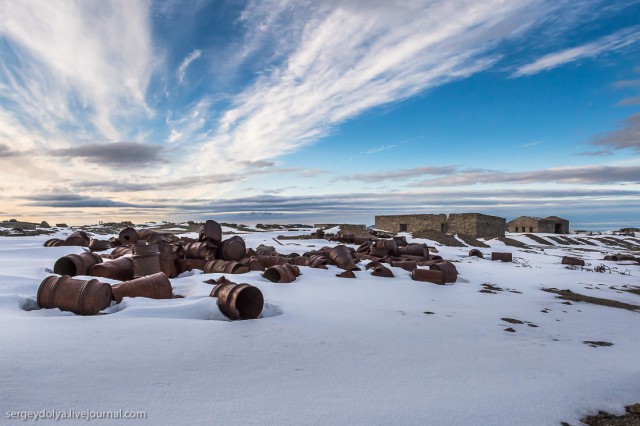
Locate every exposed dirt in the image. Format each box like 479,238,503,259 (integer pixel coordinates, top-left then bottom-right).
498,236,530,248
542,288,640,312
525,233,554,245
412,229,465,247
457,234,490,248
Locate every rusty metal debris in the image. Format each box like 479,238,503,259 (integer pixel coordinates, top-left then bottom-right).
176,258,208,273
336,270,356,278
204,260,249,274
390,260,417,271
183,241,216,261
118,227,139,245
132,241,161,278
111,272,174,303
263,264,301,283
411,269,445,285
329,245,360,271
37,275,113,315
429,261,458,283
469,249,484,258
561,256,585,267
210,281,264,320
491,252,513,262
53,252,103,276
219,236,246,262
371,265,394,278
88,256,134,281
199,220,222,245
88,239,112,252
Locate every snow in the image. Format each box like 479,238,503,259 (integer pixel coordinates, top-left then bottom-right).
1,230,639,425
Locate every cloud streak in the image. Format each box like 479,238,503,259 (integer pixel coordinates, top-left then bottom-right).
177,49,202,83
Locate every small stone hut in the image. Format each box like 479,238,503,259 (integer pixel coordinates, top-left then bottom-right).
507,216,569,234
374,213,506,239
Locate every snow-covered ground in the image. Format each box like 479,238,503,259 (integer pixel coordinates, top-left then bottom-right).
1,228,639,425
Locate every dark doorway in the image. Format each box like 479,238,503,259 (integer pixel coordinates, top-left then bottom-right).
530,227,533,232
399,224,408,232
440,223,447,232
554,223,562,234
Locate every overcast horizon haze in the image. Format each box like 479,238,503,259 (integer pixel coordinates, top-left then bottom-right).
1,0,639,229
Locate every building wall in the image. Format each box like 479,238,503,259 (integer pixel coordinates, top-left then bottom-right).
471,213,507,239
374,214,447,233
507,216,570,234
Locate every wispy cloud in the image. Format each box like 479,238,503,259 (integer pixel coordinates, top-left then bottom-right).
593,113,640,152
341,166,458,183
513,25,640,77
363,144,397,155
177,49,202,83
50,142,166,168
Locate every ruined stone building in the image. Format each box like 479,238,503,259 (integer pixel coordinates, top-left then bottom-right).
374,213,506,239
507,216,569,234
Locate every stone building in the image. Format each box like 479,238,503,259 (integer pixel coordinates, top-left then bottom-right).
507,216,569,234
374,213,506,239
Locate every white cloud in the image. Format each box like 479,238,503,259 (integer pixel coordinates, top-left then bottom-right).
177,49,202,83
513,26,640,77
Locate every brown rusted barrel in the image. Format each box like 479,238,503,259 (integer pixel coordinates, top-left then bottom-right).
111,272,173,303
429,261,458,283
371,265,394,277
561,256,585,267
491,252,513,262
210,282,263,320
110,244,134,259
374,239,399,256
118,227,139,244
44,238,66,247
294,255,328,269
411,269,445,285
263,264,300,283
158,242,181,278
88,239,112,252
183,241,216,260
199,220,222,244
137,229,176,244
469,249,484,258
336,270,356,278
37,275,113,315
108,237,121,248
88,256,134,281
53,252,103,276
176,259,208,273
354,253,380,262
399,243,429,258
238,257,266,272
204,260,249,274
604,255,619,261
256,255,290,267
329,245,359,270
65,231,91,247
369,247,389,258
393,236,408,246
391,260,417,271
429,254,443,261
132,242,161,278
219,236,246,262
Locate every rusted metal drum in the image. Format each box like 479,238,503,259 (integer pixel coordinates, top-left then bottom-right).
54,252,103,276
491,252,513,262
336,270,356,278
88,256,134,281
88,239,112,252
199,220,222,244
354,253,380,262
37,275,113,315
108,237,121,248
183,242,216,260
210,282,264,320
371,265,394,277
391,260,417,271
393,236,408,247
561,256,585,267
220,236,246,262
469,249,484,258
353,236,372,246
158,242,181,278
44,238,66,247
262,264,300,283
329,245,359,271
411,269,445,285
356,240,373,253
238,257,266,272
204,260,249,274
429,261,458,283
293,255,328,269
65,231,91,247
255,255,290,268
132,242,161,278
429,255,443,261
176,259,208,273
110,244,134,259
369,247,389,258
399,243,429,258
365,261,383,270
118,227,139,244
137,229,177,244
604,255,619,261
111,272,173,303
374,239,399,256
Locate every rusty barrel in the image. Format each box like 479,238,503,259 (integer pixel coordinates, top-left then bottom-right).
111,272,173,303
256,255,290,268
491,252,513,262
219,236,246,262
110,244,134,259
561,256,585,267
469,249,484,259
54,252,103,276
199,220,222,244
132,242,161,278
399,244,429,258
118,227,139,244
391,260,417,271
369,247,389,258
183,242,216,260
374,239,399,256
37,275,113,315
204,260,249,274
294,255,328,269
88,256,134,281
336,270,356,278
137,229,176,244
411,269,445,285
263,264,300,283
371,265,394,277
604,255,619,261
329,245,359,271
44,238,66,247
176,258,208,273
238,257,266,272
393,236,408,247
65,231,91,247
210,282,264,320
429,261,458,283
88,239,112,252
158,242,181,278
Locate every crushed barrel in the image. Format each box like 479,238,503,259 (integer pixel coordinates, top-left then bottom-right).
204,260,249,274
111,272,173,303
371,265,394,278
469,249,484,258
183,242,216,261
329,245,359,271
88,256,134,281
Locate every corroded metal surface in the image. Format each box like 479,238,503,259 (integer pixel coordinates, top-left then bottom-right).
132,241,161,278
65,231,91,247
469,249,484,258
176,259,208,273
411,269,445,285
429,261,458,283
336,270,356,278
561,256,585,267
110,244,135,259
53,252,103,276
371,265,394,278
262,264,300,283
88,239,113,252
399,243,429,258
111,272,173,303
183,242,216,261
491,252,513,262
118,227,139,245
329,245,359,271
199,220,222,245
88,256,134,281
37,275,112,315
203,260,249,274
390,260,417,271
210,282,264,320
220,236,246,262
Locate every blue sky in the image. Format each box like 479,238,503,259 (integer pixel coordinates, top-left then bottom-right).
0,0,639,228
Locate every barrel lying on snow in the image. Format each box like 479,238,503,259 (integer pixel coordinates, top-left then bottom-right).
210,282,264,320
411,269,445,285
561,256,585,267
429,261,458,283
37,275,113,315
491,252,512,262
88,256,134,281
263,264,300,283
53,252,103,276
111,272,174,303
